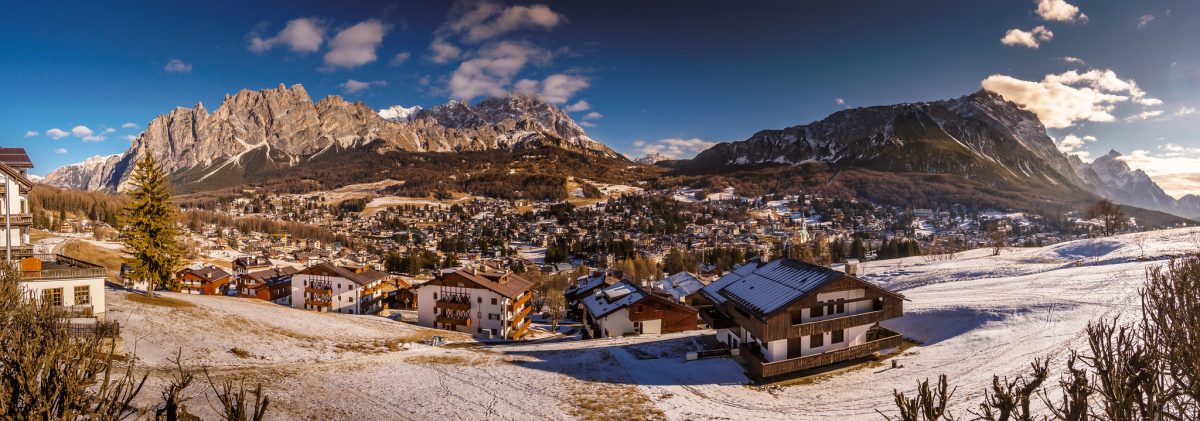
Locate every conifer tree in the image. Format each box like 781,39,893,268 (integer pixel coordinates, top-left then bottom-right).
121,156,182,294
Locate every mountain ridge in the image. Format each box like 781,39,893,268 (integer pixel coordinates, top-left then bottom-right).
43,83,621,191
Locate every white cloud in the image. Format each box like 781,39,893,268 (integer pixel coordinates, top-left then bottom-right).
71,125,104,142
45,128,69,140
121,122,138,129
834,98,846,106
564,100,590,112
53,148,67,154
513,74,588,104
249,18,327,54
981,69,1161,128
1061,56,1085,64
1119,146,1200,197
1056,133,1096,155
102,127,115,134
448,41,549,99
1137,13,1156,29
23,131,37,138
1001,26,1053,49
339,79,387,94
1036,0,1088,23
1176,106,1198,117
389,52,411,66
579,121,597,128
322,19,389,70
583,112,603,120
427,40,463,64
441,1,563,43
164,59,192,73
1126,109,1165,122
634,138,719,160
123,135,137,142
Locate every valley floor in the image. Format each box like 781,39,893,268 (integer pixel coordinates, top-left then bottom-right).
109,228,1200,420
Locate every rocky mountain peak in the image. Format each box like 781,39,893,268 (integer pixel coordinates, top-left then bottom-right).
44,83,620,191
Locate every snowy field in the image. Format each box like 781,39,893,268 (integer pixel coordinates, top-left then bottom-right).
113,228,1200,419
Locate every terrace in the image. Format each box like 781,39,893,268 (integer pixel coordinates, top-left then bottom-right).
17,254,107,281
739,326,903,379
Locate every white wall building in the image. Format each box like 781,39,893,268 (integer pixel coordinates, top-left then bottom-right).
291,261,389,315
416,267,533,340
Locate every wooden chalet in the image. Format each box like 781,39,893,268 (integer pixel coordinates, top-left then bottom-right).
176,265,233,295
699,257,905,379
416,267,534,340
581,280,698,338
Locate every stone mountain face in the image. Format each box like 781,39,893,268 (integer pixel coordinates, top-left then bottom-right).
688,90,1088,191
684,89,1199,219
43,84,620,191
1070,150,1200,219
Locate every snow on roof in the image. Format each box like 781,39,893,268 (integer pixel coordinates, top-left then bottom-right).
653,272,707,301
700,261,760,306
715,259,845,317
566,272,611,298
582,281,645,319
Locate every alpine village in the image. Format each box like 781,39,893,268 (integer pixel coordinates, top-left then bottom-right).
5,1,1200,420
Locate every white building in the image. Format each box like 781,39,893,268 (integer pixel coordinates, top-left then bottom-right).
291,261,389,315
2,149,110,328
416,267,533,340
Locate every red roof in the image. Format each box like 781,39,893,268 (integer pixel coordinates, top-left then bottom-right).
0,148,32,169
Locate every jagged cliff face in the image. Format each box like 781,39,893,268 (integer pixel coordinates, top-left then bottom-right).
688,90,1086,191
43,84,619,191
1070,150,1200,219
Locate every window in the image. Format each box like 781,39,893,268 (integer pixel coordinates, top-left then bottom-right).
835,302,845,314
75,285,90,305
636,305,643,312
477,296,483,303
827,304,835,315
810,333,823,348
433,292,438,300
832,329,845,344
43,288,63,306
811,305,824,318
491,298,497,305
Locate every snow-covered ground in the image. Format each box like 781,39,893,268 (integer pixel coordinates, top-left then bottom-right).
114,228,1200,419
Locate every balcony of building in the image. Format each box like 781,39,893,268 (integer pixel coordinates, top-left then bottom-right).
1,213,33,226
739,326,903,379
790,302,903,338
16,254,107,281
506,292,531,313
435,292,472,311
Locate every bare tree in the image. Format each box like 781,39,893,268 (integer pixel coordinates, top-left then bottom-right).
1087,199,1127,237
880,375,957,421
990,229,1006,256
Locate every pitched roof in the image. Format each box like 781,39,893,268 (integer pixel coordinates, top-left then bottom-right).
0,148,33,169
243,266,298,283
704,258,904,318
431,267,534,300
0,161,33,188
181,265,232,282
652,272,707,301
302,261,389,286
565,271,619,300
581,280,646,319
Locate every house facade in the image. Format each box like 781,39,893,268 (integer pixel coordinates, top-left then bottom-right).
581,280,698,338
2,148,112,334
291,261,389,315
237,266,297,305
699,257,905,379
416,267,533,340
176,265,233,295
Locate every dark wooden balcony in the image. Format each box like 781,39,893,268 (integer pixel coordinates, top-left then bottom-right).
506,292,531,313
305,298,331,308
509,304,531,327
435,299,471,311
790,304,903,338
436,315,470,326
510,317,531,340
740,328,903,379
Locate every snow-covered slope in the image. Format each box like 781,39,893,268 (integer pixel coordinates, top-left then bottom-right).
113,228,1200,419
377,104,422,122
1070,150,1200,219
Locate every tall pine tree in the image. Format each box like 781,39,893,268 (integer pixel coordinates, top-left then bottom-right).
121,156,182,293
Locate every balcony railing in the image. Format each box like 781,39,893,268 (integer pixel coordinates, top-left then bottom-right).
0,213,33,226
740,328,903,379
509,305,531,328
436,315,470,326
17,254,107,281
510,317,532,340
435,299,471,311
790,305,903,338
51,304,94,318
305,299,331,308
507,293,531,313
67,320,120,338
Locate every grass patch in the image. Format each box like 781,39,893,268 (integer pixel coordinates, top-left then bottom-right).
62,240,124,273
566,381,667,421
406,354,485,366
125,293,195,308
28,229,54,242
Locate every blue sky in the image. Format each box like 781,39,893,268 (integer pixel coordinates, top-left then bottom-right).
3,1,1200,195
